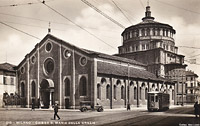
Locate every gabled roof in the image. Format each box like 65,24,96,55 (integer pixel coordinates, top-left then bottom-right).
17,34,146,68
0,62,16,72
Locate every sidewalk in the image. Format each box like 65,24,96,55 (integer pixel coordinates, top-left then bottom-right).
0,104,192,112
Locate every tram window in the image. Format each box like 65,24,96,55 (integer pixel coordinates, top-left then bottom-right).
155,96,158,102
150,95,154,102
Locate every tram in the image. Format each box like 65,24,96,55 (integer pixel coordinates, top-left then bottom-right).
147,91,170,112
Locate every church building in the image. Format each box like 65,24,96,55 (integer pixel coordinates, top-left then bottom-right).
15,33,175,109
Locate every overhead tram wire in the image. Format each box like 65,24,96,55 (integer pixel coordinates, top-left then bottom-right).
0,0,55,8
39,0,117,50
153,0,200,15
0,12,120,33
111,0,133,24
81,0,125,29
0,21,41,40
138,0,145,10
178,46,200,50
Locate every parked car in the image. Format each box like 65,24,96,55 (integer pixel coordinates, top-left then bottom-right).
80,101,103,112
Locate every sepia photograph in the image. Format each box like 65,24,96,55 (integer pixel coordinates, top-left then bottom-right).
0,0,200,125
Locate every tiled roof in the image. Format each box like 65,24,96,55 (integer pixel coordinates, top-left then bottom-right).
185,71,198,77
83,49,146,67
0,63,16,72
97,61,163,81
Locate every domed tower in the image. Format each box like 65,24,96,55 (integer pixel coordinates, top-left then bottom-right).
116,5,187,78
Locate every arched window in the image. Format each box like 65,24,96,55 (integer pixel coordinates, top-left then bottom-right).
142,29,145,36
31,81,36,97
65,78,70,96
106,85,110,99
79,76,87,96
101,78,106,84
97,84,101,99
145,88,148,99
21,82,25,97
121,86,124,99
134,87,137,100
130,81,134,86
147,28,150,36
135,30,139,37
116,80,121,85
157,29,160,36
153,28,155,36
114,85,117,99
139,87,142,99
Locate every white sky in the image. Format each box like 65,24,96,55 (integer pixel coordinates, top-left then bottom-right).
0,0,200,77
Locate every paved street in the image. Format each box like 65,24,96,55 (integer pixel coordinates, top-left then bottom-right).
0,105,199,126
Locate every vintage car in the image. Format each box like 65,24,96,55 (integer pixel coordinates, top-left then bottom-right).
80,101,103,112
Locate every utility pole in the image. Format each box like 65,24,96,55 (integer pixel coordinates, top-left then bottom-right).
127,63,130,105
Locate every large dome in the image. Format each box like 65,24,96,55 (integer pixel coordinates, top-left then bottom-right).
119,6,177,55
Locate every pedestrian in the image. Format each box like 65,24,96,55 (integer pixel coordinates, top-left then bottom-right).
194,101,199,117
127,103,131,111
54,103,60,120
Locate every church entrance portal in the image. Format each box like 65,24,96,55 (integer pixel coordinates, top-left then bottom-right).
40,79,54,109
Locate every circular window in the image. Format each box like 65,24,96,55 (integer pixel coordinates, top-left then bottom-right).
44,58,54,74
64,49,71,59
31,56,36,64
21,67,25,74
80,56,87,66
46,42,52,52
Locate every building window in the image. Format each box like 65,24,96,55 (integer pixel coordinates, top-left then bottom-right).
191,83,193,87
65,78,70,96
130,31,132,38
153,28,155,36
134,87,137,100
79,56,87,66
31,81,36,97
142,44,145,50
147,28,150,36
21,67,25,74
136,30,139,37
3,76,7,85
63,49,71,59
31,55,36,64
142,29,145,36
79,76,87,96
121,86,124,99
106,85,110,99
10,77,14,85
44,58,54,75
166,30,168,37
145,88,148,99
114,85,117,100
101,78,106,84
191,90,193,94
97,84,101,99
157,29,160,36
146,44,149,50
21,82,25,97
46,42,52,52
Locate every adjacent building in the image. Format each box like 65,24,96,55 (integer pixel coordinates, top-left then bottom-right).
0,63,16,107
185,70,199,103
